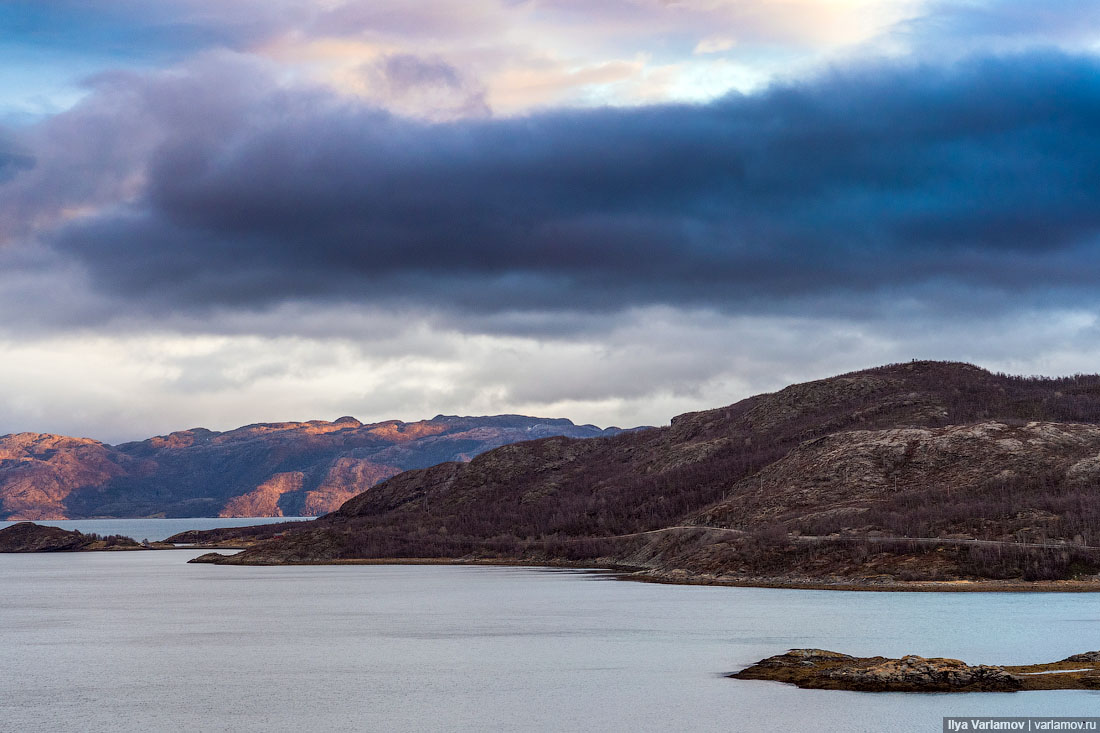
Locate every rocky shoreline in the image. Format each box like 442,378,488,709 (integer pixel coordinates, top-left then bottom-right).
732,649,1100,692
8,520,1100,593
630,568,1100,592
184,550,1100,592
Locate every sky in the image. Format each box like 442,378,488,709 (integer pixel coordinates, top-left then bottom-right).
2,0,1100,443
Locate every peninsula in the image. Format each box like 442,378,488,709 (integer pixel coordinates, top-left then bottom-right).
180,361,1100,590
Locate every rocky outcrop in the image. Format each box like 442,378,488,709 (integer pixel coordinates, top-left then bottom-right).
732,649,1100,692
822,655,1021,692
0,415,628,519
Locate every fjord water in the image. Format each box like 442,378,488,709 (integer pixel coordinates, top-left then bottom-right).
0,516,313,542
3,553,1099,733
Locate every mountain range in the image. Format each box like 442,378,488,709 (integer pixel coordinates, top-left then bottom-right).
184,361,1100,584
0,416,626,520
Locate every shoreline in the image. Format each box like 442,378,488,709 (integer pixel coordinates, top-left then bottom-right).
186,551,1100,592
11,521,1098,592
624,571,1100,593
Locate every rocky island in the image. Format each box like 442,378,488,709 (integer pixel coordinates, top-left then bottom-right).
732,649,1100,692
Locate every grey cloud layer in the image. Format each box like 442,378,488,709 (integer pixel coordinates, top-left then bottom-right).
9,51,1094,323
0,149,32,183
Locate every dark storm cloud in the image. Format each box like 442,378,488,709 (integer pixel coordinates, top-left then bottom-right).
27,51,1100,318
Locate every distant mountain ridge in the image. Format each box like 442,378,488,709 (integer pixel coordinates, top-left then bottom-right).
0,415,629,520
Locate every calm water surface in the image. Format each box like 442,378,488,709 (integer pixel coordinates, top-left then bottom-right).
3,552,1100,732
0,516,313,542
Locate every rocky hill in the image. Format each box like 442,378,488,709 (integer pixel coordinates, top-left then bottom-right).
0,522,140,552
0,415,626,519
190,361,1100,584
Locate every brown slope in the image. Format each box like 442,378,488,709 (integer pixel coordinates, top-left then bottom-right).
696,421,1100,533
0,522,95,552
0,415,626,519
0,434,138,520
0,522,142,552
202,361,1100,583
218,472,306,518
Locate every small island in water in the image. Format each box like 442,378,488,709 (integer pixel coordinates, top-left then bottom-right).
733,649,1100,692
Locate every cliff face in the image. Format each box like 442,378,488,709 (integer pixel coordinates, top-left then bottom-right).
0,415,626,519
199,361,1100,582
